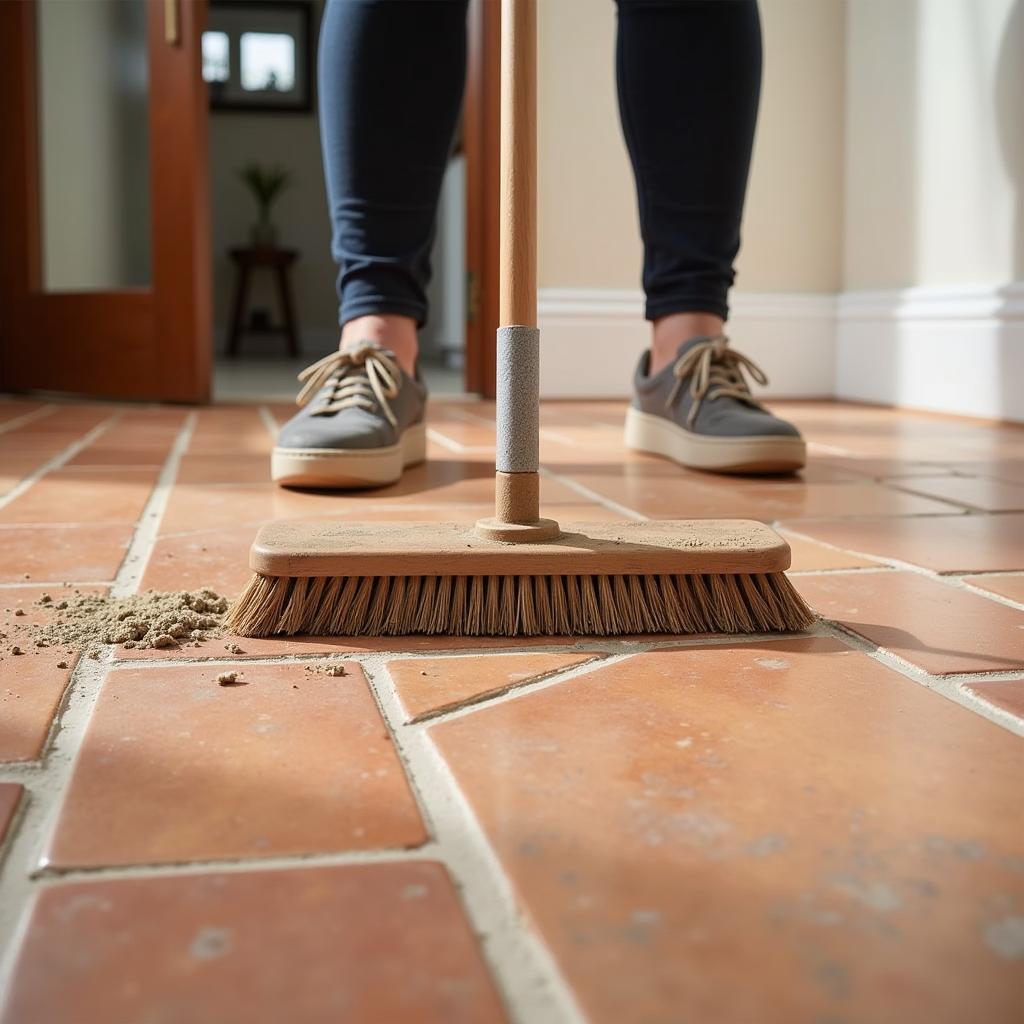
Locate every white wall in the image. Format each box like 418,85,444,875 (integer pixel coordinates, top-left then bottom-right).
844,0,1022,289
838,0,1023,420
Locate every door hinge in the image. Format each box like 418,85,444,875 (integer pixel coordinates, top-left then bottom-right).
466,270,479,323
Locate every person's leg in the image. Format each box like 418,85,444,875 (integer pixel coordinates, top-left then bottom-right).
616,0,805,473
615,0,761,375
273,0,466,488
319,0,468,375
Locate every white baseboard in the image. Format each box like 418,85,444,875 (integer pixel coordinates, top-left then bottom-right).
836,283,1024,422
211,282,1024,423
537,288,836,399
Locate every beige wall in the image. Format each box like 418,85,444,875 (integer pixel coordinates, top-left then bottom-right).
209,110,338,353
537,0,846,295
844,0,1024,290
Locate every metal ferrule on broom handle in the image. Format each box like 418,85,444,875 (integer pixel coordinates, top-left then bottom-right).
477,0,560,543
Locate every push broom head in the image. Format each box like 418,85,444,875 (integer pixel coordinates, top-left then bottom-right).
226,519,814,638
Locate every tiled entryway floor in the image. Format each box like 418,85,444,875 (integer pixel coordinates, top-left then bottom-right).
0,395,1022,1023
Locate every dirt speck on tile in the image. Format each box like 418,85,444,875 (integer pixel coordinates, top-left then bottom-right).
303,663,348,677
217,671,244,687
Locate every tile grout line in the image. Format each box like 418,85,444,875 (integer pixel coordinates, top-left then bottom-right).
7,620,1017,693
777,521,1024,608
109,411,197,598
953,578,1024,612
0,405,57,436
361,654,589,1024
0,764,45,783
0,791,31,876
3,627,1019,812
537,465,649,521
0,412,197,994
0,654,111,993
426,428,469,454
6,413,200,782
788,566,897,577
0,520,143,529
773,523,1024,725
818,618,1024,737
30,843,443,886
409,650,635,728
0,580,117,591
403,654,611,725
875,474,1024,514
85,629,826,673
258,404,281,436
538,429,582,447
0,412,122,515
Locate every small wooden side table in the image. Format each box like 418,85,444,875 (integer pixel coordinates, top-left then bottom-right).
226,246,301,357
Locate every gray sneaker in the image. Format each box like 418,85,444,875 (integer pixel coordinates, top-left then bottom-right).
625,334,806,473
272,342,427,488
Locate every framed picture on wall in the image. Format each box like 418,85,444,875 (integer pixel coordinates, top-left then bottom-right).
204,0,314,113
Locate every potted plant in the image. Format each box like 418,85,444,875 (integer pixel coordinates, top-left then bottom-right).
238,163,290,248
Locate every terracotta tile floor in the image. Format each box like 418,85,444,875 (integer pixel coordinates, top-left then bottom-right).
0,395,1022,1024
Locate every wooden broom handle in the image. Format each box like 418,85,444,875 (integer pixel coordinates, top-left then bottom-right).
499,0,536,328
483,0,561,541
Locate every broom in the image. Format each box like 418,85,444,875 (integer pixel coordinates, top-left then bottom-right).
227,0,813,640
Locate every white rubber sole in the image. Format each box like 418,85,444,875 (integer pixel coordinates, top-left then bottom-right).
624,407,806,474
272,422,427,488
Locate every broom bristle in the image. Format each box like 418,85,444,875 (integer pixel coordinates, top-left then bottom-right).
226,571,814,639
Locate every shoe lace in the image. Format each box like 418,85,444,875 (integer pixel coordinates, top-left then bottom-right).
666,335,769,429
295,343,401,429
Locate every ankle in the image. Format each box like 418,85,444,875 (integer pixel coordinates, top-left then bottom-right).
649,312,725,376
340,314,418,376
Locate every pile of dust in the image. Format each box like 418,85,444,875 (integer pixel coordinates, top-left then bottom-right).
23,588,229,658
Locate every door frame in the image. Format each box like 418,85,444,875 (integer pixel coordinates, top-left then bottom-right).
0,0,211,403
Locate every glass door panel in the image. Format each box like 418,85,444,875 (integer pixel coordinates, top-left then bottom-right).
36,0,152,291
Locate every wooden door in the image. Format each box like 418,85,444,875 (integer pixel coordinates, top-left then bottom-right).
0,0,211,402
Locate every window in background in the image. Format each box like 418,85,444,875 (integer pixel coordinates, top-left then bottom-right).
205,1,312,113
240,32,295,93
202,30,230,84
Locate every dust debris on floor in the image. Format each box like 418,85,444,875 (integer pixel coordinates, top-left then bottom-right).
301,662,349,676
4,588,230,660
